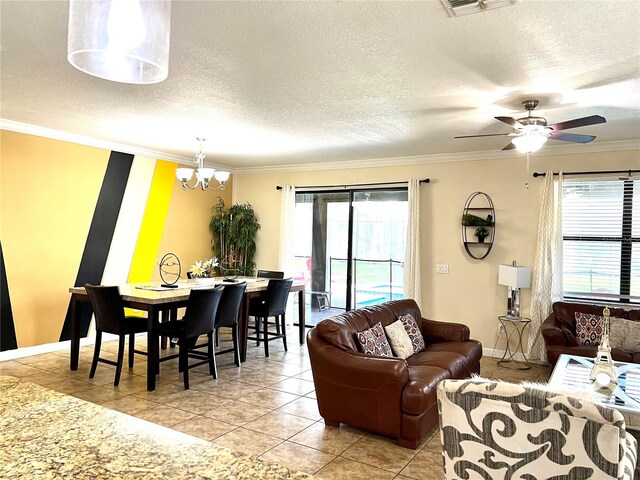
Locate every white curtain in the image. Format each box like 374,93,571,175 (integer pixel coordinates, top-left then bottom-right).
278,185,296,277
403,179,422,309
527,171,563,361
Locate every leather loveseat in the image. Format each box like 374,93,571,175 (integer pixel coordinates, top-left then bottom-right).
307,299,482,449
541,301,640,366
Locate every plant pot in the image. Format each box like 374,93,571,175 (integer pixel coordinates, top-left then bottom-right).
477,237,487,243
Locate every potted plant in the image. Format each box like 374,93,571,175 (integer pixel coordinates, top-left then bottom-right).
474,226,490,243
209,199,260,276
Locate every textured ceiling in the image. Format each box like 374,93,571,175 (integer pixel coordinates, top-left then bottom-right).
1,0,639,170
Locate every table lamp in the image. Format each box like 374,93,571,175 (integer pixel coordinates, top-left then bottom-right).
498,262,531,319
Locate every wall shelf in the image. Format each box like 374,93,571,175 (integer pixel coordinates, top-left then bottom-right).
461,192,495,260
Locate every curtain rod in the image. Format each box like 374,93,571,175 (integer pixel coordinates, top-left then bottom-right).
276,179,430,190
533,169,639,178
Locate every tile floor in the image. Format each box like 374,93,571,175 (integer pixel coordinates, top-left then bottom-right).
0,327,552,479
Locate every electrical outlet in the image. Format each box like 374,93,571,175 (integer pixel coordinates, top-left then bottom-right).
436,264,449,274
497,322,506,336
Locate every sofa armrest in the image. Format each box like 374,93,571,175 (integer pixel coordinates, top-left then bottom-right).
307,329,409,436
420,318,470,343
541,313,570,348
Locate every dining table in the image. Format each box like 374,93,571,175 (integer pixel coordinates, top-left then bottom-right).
68,278,306,391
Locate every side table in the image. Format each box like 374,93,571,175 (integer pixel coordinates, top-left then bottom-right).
497,316,531,370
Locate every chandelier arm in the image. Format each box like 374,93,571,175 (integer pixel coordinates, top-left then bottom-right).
181,179,201,190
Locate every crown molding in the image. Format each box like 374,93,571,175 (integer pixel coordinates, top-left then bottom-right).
3,118,637,175
0,119,235,171
233,139,640,174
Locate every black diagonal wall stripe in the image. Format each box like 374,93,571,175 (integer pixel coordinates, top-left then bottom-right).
1,239,18,351
59,151,134,341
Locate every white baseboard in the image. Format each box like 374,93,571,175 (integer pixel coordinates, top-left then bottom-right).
0,333,137,362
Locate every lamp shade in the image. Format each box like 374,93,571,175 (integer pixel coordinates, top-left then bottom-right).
498,264,531,288
67,0,171,84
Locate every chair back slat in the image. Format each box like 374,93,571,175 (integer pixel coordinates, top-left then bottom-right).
85,284,125,334
257,270,284,279
265,278,293,316
215,283,247,328
184,287,224,339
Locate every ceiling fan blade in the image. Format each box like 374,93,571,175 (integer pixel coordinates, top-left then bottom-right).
549,132,596,143
495,116,523,129
454,133,512,138
548,115,606,132
502,142,516,151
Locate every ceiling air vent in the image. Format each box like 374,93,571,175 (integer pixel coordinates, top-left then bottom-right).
441,0,519,17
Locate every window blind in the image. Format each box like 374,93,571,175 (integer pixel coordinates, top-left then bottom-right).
562,177,639,304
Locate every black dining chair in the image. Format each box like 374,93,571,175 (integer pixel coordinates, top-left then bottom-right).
211,282,247,373
84,284,148,387
252,269,285,339
247,278,293,357
257,270,284,279
157,287,223,389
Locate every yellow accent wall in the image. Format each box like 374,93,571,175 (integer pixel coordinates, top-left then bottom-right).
232,149,640,352
0,130,109,347
127,160,176,284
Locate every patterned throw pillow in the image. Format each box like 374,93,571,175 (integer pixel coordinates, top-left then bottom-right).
384,320,414,359
356,322,393,357
574,312,606,345
399,314,425,353
609,317,640,352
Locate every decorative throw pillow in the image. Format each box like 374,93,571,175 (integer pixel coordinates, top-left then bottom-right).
384,320,414,359
399,314,425,353
356,322,393,357
574,312,605,345
609,317,640,352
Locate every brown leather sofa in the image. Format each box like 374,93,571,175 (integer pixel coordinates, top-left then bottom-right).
307,299,482,449
541,301,640,366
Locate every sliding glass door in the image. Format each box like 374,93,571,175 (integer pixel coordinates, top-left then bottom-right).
294,188,408,326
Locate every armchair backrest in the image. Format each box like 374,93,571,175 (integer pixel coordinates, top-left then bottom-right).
437,378,637,480
316,299,422,352
552,301,640,332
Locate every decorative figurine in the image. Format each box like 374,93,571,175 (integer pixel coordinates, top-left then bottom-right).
159,253,181,288
589,306,618,390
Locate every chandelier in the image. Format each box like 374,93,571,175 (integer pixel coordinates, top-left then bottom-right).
67,0,171,84
175,138,230,191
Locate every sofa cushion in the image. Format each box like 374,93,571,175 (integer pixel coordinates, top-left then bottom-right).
384,320,414,359
399,313,425,353
407,348,469,378
356,322,393,357
575,312,606,345
402,365,449,415
424,341,483,366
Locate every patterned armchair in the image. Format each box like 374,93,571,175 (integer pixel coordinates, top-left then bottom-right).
437,378,637,480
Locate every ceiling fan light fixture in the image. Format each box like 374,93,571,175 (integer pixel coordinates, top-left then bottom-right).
67,0,171,84
512,134,548,153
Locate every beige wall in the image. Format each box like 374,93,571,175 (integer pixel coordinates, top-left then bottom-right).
232,149,639,352
155,178,232,281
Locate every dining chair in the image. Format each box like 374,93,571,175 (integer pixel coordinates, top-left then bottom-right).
211,282,247,374
257,269,284,279
84,284,148,387
247,278,293,357
253,269,285,339
157,287,223,389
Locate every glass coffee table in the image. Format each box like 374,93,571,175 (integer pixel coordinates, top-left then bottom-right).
548,354,640,415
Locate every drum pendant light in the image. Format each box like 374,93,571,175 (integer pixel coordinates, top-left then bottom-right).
67,0,171,84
